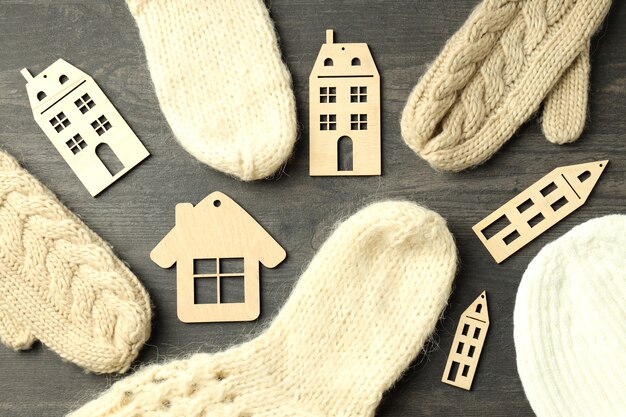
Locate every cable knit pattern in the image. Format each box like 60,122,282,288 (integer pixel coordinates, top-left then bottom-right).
0,150,151,374
69,201,457,417
126,0,297,181
514,215,626,417
401,0,611,171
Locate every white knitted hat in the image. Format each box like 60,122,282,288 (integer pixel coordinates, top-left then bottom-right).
514,215,626,417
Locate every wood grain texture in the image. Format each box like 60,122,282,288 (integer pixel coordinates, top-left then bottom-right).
0,1,624,416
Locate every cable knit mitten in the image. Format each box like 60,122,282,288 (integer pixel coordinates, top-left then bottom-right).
126,0,297,181
514,215,626,416
401,0,611,171
0,151,151,373
69,201,457,417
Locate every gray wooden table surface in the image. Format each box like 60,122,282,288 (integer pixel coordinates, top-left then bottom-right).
0,1,624,416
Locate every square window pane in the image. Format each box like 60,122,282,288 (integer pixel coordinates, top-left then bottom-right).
320,87,327,94
351,114,358,121
320,115,327,122
98,115,106,123
351,87,358,94
103,122,112,130
351,123,358,130
361,114,367,121
194,258,217,275
320,124,327,131
220,276,245,304
360,123,367,130
329,115,336,122
329,123,336,130
320,96,327,103
361,96,367,103
329,96,336,103
220,258,244,274
194,277,218,304
360,87,367,94
351,96,358,103
329,87,336,94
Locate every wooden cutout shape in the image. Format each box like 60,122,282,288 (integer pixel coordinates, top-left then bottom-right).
151,192,286,323
21,59,149,197
442,291,490,391
473,160,608,263
309,29,381,176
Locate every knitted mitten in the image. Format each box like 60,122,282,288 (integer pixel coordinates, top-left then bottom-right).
126,0,297,181
0,151,151,374
69,201,457,417
401,0,611,171
514,215,626,417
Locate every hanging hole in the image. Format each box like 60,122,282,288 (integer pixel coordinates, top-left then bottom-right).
341,47,345,51
213,200,221,207
43,74,47,78
37,91,47,101
599,163,603,167
59,74,69,84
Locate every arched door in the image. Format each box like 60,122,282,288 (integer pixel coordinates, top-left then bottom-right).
337,136,353,172
95,143,124,176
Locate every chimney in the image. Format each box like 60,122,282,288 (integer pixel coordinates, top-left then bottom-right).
326,29,334,44
175,203,194,226
20,68,33,82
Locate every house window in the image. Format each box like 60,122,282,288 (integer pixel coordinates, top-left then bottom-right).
351,57,361,66
350,86,367,103
75,94,95,114
350,114,367,130
193,258,245,304
91,115,112,136
461,323,470,336
473,327,481,339
65,134,87,155
49,112,70,133
320,87,336,103
320,114,336,131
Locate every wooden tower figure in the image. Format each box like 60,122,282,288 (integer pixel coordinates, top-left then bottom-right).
309,29,381,176
473,160,608,263
21,59,149,196
442,291,490,390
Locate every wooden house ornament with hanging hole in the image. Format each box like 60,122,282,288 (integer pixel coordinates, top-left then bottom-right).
442,291,489,391
473,160,608,263
309,29,381,176
151,192,286,323
21,59,149,197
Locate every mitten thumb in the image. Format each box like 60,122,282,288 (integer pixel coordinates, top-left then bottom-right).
542,45,590,144
0,305,36,350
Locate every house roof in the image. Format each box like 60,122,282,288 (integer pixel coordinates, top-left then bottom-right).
310,30,379,79
150,192,286,269
21,59,89,116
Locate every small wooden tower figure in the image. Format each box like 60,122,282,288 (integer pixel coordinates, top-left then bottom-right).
442,291,490,390
473,160,608,263
21,59,149,196
309,30,381,176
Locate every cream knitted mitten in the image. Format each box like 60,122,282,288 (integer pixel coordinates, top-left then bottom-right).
0,151,151,374
514,215,626,417
69,201,457,417
126,0,297,181
401,0,611,171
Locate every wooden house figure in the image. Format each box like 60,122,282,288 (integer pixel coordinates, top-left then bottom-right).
309,30,381,176
151,192,286,323
473,160,608,263
442,292,490,390
21,59,149,196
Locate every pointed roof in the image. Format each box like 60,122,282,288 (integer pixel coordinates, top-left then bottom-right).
463,291,489,325
151,192,286,270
